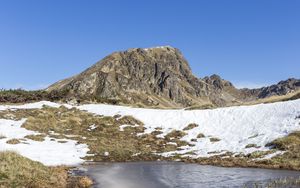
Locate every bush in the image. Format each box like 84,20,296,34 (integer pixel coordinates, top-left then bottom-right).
0,89,68,103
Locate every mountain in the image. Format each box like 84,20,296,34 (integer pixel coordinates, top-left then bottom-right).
242,78,300,99
47,46,300,108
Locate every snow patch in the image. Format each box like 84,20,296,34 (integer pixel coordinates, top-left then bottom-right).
87,124,98,131
0,118,89,166
119,124,139,131
78,99,300,158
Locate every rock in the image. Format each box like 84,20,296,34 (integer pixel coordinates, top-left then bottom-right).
47,46,300,108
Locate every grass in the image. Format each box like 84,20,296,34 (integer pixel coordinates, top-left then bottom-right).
264,176,300,188
245,144,259,148
184,103,216,110
0,88,69,104
0,134,6,139
24,134,46,142
6,106,183,162
6,139,21,145
209,137,221,142
244,176,300,188
185,90,300,111
191,131,300,170
183,123,199,131
264,131,300,170
248,134,259,139
1,104,300,171
243,90,300,106
0,151,68,188
197,133,205,138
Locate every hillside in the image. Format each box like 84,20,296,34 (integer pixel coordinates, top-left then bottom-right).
47,46,299,108
0,100,300,170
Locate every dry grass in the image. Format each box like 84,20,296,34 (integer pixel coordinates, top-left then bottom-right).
6,139,21,145
68,176,93,188
185,103,216,110
2,104,300,171
264,176,300,188
184,90,300,111
0,134,6,139
209,137,221,142
183,123,199,131
0,151,68,188
24,134,46,142
189,131,300,170
264,131,300,170
7,106,181,162
243,90,300,106
245,144,259,148
0,151,92,188
197,133,205,138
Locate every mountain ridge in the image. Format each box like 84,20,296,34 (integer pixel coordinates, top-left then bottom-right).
47,46,300,108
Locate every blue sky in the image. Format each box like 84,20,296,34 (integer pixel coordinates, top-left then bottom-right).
0,0,299,90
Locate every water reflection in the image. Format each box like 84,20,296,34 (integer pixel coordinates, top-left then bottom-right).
82,162,300,188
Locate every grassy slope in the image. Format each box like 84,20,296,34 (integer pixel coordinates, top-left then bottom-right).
266,131,300,169
0,106,189,162
0,151,92,188
1,88,299,109
0,151,68,188
0,89,67,104
243,90,300,106
185,90,300,110
1,105,300,171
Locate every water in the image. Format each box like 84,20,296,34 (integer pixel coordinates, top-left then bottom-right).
80,162,300,188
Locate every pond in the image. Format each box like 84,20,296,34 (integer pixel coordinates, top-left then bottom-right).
79,162,300,188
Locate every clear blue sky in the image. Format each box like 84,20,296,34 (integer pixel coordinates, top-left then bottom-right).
0,0,299,90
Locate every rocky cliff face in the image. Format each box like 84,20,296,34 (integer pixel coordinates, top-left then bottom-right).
47,46,299,108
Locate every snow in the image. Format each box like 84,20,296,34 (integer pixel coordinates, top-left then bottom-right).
87,124,98,131
255,151,286,161
119,124,139,131
1,99,299,165
0,118,89,166
0,101,62,111
0,101,74,111
144,45,174,51
78,99,300,158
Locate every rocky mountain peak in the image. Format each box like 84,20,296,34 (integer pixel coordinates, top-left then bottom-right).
47,47,299,108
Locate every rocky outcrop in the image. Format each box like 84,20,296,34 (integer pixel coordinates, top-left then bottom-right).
47,46,299,108
240,78,300,101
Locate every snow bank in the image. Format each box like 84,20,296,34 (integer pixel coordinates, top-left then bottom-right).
78,99,300,157
1,99,299,164
0,119,89,166
0,101,61,111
